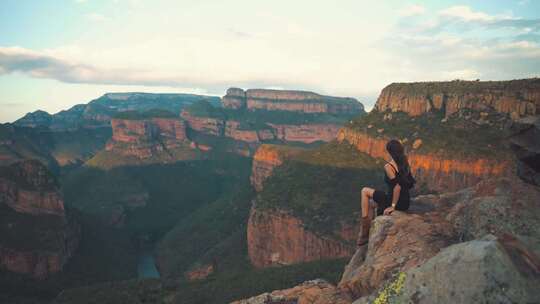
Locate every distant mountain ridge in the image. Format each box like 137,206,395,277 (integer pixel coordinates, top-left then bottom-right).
14,92,221,130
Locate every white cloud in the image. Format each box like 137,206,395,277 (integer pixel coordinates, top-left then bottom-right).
399,4,426,17
439,5,495,22
86,13,107,22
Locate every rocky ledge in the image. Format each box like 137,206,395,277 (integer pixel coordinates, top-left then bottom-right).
222,87,364,114
234,176,540,303
375,78,540,120
250,144,305,191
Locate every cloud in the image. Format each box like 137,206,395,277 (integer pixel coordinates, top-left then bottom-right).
86,13,107,22
381,5,540,81
0,46,314,93
399,4,426,17
439,5,497,22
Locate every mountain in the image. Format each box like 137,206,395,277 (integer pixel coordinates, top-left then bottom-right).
14,92,221,130
87,88,364,168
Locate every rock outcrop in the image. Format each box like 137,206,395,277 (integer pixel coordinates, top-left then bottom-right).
250,145,305,191
0,160,80,279
222,88,364,114
509,115,540,186
184,263,214,281
339,176,540,302
231,279,352,304
375,78,540,120
106,117,189,158
337,127,512,192
247,208,356,268
0,160,64,216
338,209,456,298
369,234,540,304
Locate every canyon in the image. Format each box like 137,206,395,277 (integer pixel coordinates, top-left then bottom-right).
100,88,363,163
0,160,80,279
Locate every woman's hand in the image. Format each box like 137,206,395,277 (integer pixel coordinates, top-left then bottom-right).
383,206,395,215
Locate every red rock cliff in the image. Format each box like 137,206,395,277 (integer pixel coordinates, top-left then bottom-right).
247,207,357,268
250,144,305,191
375,79,540,120
0,160,80,279
221,88,364,114
337,127,512,192
107,117,188,158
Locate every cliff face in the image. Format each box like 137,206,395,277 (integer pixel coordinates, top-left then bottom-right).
222,88,364,114
375,79,540,120
0,160,80,279
250,145,305,191
337,127,512,192
247,207,356,268
106,117,189,158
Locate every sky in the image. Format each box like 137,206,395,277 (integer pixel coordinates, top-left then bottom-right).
1,0,539,122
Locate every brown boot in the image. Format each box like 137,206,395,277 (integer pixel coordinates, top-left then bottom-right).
356,216,371,247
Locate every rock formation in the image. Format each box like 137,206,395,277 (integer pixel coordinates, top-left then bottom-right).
222,88,364,114
231,279,352,304
250,145,305,191
375,78,540,120
337,127,512,192
0,160,80,279
247,208,357,268
339,175,540,302
184,263,214,281
509,115,540,186
106,117,189,159
360,234,540,304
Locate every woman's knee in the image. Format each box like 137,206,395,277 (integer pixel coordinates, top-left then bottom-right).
361,187,374,197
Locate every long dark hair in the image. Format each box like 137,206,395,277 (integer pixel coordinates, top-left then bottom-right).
386,139,410,175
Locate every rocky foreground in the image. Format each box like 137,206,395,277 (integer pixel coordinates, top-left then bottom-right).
235,176,540,303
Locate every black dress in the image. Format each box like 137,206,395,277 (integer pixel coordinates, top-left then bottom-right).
372,163,410,215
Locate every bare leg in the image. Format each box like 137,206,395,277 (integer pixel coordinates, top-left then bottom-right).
361,187,375,218
358,187,375,246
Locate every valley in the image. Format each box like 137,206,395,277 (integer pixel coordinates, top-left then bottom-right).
0,79,539,304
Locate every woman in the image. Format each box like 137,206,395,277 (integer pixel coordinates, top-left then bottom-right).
357,139,412,246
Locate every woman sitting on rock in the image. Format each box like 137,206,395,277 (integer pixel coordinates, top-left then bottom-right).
357,139,415,246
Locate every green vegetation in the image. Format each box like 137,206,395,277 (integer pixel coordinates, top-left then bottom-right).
86,144,201,169
383,78,540,96
348,110,511,159
185,100,359,127
113,109,177,120
0,210,137,303
54,256,348,304
63,156,252,237
373,272,407,304
157,185,255,278
255,141,384,236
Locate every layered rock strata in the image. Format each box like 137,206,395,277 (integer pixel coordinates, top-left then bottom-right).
337,127,512,192
222,88,363,114
375,78,540,120
250,145,305,191
0,160,80,279
247,208,357,268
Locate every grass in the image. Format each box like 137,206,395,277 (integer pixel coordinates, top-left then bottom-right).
113,109,178,120
184,100,360,126
347,110,512,159
255,141,384,236
382,78,540,96
85,143,202,169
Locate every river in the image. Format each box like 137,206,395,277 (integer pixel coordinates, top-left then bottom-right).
137,249,160,279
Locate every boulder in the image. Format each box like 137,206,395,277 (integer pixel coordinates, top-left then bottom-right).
388,234,540,304
230,279,352,304
338,208,456,299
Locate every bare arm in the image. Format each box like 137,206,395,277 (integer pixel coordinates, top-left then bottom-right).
391,184,401,207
